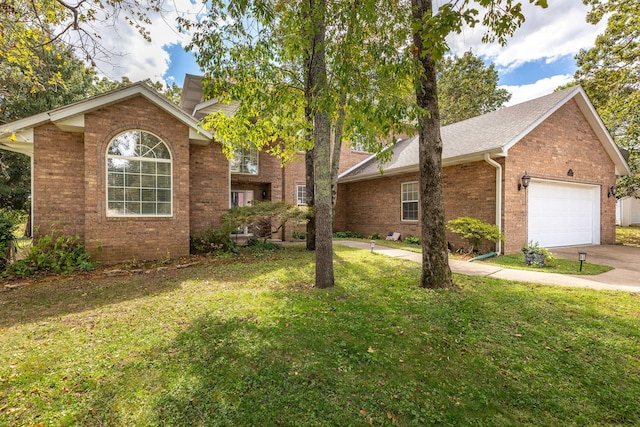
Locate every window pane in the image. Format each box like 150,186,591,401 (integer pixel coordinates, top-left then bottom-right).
108,173,124,187
157,176,170,189
141,189,156,202
125,188,140,202
108,158,128,172
109,132,139,156
141,202,156,215
127,160,140,173
158,203,171,215
141,174,156,188
157,162,170,175
157,189,171,202
125,202,141,215
125,174,140,187
109,188,124,201
141,161,156,174
108,201,124,215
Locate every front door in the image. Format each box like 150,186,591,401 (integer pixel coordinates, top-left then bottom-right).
230,190,254,235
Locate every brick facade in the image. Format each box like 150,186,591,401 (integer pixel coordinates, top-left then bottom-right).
33,124,85,238
32,96,220,263
502,99,617,253
335,100,618,254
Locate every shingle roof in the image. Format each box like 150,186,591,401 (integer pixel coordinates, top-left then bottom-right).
339,86,630,181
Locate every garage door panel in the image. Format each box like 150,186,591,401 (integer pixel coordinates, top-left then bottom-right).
528,181,599,247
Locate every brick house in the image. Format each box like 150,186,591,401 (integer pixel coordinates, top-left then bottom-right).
335,86,630,254
0,79,370,262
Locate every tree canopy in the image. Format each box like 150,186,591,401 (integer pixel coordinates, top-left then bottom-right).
573,0,639,197
437,51,511,126
0,0,162,92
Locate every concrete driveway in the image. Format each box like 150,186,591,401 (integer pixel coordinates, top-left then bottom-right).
551,245,640,288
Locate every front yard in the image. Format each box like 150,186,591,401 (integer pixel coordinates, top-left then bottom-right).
1,245,639,426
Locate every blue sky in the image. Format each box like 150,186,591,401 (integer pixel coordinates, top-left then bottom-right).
94,0,605,106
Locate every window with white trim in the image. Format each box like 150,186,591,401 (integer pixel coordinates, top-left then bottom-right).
402,182,419,221
296,185,307,206
107,130,172,217
230,146,259,174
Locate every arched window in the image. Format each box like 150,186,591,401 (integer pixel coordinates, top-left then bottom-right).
106,130,172,216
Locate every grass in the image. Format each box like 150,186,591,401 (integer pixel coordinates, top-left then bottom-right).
345,238,611,274
475,253,613,275
1,245,640,426
617,226,640,247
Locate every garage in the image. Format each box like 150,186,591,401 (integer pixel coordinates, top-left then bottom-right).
528,180,600,247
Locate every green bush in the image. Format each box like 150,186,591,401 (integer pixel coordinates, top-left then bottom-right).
190,224,236,254
368,233,381,240
4,232,96,278
246,238,282,254
404,236,421,245
522,241,555,267
292,231,307,240
446,216,505,253
333,231,363,238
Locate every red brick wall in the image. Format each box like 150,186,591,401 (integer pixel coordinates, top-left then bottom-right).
335,162,496,250
503,99,617,253
82,96,191,262
335,100,617,254
335,172,422,239
443,161,498,252
33,123,85,238
190,143,230,234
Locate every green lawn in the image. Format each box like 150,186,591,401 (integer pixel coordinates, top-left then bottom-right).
1,245,639,426
475,253,613,275
617,226,640,247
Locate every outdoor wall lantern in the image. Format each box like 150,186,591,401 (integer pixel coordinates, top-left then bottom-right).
370,240,376,253
518,172,531,191
578,251,587,272
608,185,617,198
262,190,267,199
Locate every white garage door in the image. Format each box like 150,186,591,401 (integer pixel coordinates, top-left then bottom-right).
528,180,600,247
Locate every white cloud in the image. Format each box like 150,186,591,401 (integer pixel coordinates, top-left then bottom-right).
445,0,606,102
81,0,205,83
502,74,575,106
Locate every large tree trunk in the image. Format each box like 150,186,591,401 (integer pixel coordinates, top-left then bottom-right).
308,0,334,288
411,0,454,289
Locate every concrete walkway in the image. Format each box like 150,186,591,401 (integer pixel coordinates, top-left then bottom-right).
335,240,640,293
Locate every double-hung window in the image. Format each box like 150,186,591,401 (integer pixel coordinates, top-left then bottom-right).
107,130,172,217
296,185,307,206
230,146,259,174
401,182,419,221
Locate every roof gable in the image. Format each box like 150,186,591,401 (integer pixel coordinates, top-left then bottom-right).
340,86,630,182
1,82,214,156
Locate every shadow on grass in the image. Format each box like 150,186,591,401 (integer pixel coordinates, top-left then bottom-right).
4,246,639,426
0,249,313,329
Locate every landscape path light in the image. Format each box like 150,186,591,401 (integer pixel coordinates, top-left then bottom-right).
578,251,587,272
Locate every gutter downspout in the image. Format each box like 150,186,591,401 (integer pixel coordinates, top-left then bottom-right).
484,154,502,254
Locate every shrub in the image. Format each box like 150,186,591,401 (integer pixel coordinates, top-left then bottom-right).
404,236,421,245
4,232,96,278
292,231,307,240
446,216,505,253
246,238,282,254
190,224,236,254
333,231,363,238
522,241,555,267
368,233,381,240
